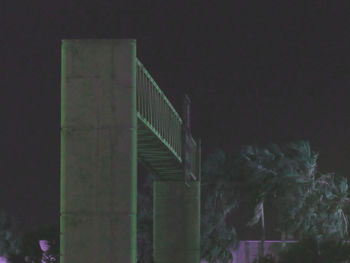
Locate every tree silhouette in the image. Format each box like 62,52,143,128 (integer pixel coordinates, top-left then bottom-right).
200,149,239,263
235,141,319,256
0,210,24,260
235,140,350,257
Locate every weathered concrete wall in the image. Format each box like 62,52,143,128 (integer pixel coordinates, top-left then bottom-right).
153,181,201,263
60,39,137,263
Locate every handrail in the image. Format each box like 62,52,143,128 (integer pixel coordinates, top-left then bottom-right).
136,59,183,162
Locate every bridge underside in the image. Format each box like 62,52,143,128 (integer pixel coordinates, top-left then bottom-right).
137,117,183,181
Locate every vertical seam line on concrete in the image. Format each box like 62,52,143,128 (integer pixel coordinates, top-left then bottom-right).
109,45,116,263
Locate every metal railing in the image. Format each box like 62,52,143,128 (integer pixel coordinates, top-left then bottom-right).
189,136,197,180
136,59,183,162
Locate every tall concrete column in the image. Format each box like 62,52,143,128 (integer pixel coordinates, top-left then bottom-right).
60,39,137,263
153,180,201,263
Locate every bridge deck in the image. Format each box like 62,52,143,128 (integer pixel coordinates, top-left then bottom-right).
137,116,184,181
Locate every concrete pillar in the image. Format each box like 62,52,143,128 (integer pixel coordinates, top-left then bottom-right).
153,180,201,263
60,39,137,263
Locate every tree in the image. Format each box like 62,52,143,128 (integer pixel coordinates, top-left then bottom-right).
295,172,350,242
273,142,350,243
271,141,319,243
235,141,319,256
236,143,285,256
200,198,238,263
200,149,239,263
235,140,350,255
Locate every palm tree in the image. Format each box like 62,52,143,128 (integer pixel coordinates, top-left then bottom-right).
269,141,349,244
274,141,318,244
236,141,320,256
238,143,285,257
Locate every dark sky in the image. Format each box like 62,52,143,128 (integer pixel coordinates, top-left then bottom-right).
2,1,350,233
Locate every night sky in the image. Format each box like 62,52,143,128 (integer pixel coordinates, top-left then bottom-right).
2,1,350,236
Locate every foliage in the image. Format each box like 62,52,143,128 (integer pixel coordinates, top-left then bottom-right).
233,142,314,256
200,208,237,263
271,141,320,237
275,141,320,236
200,149,239,263
18,222,60,263
297,173,350,242
0,210,24,258
0,210,61,262
235,140,350,244
236,141,318,231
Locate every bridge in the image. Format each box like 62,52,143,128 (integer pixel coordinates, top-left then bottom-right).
60,39,201,263
136,58,200,182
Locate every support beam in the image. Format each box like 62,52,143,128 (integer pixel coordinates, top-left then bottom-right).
60,39,137,263
153,180,201,263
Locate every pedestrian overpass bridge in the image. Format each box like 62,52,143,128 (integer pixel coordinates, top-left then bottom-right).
60,39,201,263
136,58,200,182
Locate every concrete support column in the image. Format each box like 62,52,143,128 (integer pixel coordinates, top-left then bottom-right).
60,39,137,263
153,180,200,263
